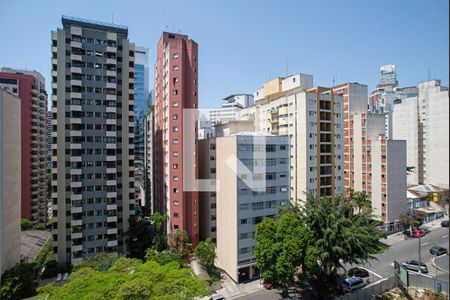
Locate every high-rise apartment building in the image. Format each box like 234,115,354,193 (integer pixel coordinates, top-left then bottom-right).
0,89,21,280
0,68,48,225
237,74,344,205
334,82,407,223
134,47,150,209
393,80,449,185
370,64,398,138
215,133,290,283
50,16,135,264
144,108,154,213
209,94,254,124
154,32,199,246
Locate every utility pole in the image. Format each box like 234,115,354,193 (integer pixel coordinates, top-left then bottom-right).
418,235,422,275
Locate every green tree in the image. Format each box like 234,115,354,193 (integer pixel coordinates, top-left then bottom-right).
253,213,316,298
170,230,191,257
126,215,153,259
0,261,38,300
149,212,169,251
145,249,182,266
21,219,32,231
74,253,118,272
37,257,208,299
399,213,414,230
302,194,385,299
195,238,216,271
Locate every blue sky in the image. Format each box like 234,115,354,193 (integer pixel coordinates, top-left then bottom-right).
0,0,448,109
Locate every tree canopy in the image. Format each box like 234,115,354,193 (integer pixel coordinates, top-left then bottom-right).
253,213,316,297
302,193,385,298
37,256,209,300
194,238,216,271
0,261,38,300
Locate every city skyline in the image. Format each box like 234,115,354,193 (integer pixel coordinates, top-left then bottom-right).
0,0,448,110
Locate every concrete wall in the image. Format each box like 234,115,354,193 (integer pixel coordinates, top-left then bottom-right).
0,90,21,279
386,140,407,222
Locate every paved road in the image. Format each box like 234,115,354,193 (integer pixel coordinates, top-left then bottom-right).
347,227,449,279
231,288,280,300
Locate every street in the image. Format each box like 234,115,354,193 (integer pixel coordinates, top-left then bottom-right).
231,289,280,300
347,226,449,279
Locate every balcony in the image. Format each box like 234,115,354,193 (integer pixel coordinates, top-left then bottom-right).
51,82,57,89
70,92,82,99
70,118,82,124
106,180,117,186
69,130,82,137
107,204,117,210
70,67,82,74
106,94,116,100
71,232,82,239
70,169,82,175
106,192,117,198
106,46,117,53
69,143,82,149
70,194,82,201
106,70,117,77
70,181,82,188
71,219,82,226
106,58,116,65
70,54,82,61
106,156,116,162
70,79,82,87
107,216,118,223
107,228,118,235
71,206,82,214
106,143,116,149
70,41,82,48
107,240,118,247
71,244,83,252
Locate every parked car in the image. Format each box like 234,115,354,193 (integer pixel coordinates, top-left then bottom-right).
343,276,367,293
209,295,225,300
419,226,431,234
62,272,69,281
403,229,412,237
262,278,273,289
411,229,425,238
430,246,448,256
402,260,429,273
441,220,449,227
347,267,369,279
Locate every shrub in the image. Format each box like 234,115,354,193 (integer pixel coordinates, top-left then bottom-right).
21,219,33,231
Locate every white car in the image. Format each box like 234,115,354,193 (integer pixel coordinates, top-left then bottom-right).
343,276,366,293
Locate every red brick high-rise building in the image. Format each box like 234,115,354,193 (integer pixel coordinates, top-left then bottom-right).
154,32,199,246
0,68,48,224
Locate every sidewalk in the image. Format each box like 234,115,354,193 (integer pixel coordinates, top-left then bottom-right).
201,273,264,299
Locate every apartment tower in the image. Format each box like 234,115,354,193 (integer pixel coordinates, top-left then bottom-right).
51,16,135,264
0,68,48,225
237,74,344,205
154,32,199,246
334,83,407,223
0,89,21,280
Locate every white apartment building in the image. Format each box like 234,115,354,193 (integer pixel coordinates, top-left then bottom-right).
393,80,449,185
209,94,254,124
237,74,344,205
216,133,290,283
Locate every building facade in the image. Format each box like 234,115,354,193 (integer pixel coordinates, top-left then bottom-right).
393,80,449,185
0,89,21,279
144,109,154,213
216,134,290,283
50,16,135,264
134,47,150,209
209,94,254,124
237,74,344,205
0,68,48,225
334,83,407,223
154,32,199,246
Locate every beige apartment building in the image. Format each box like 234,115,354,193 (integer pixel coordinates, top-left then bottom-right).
0,89,21,279
237,74,344,205
334,83,407,223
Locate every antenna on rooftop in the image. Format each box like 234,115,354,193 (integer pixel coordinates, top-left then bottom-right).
177,28,182,34
112,13,114,24
285,59,288,76
332,75,336,87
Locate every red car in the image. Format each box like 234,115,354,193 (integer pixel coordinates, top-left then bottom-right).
411,229,425,238
262,278,273,289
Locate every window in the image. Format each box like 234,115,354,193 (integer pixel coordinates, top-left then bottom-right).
240,218,248,224
173,102,178,107
173,176,179,181
173,164,178,169
173,53,179,59
173,90,178,95
173,114,178,120
173,200,179,206
173,139,179,144
173,151,179,157
173,126,179,132
173,212,179,218
173,65,179,71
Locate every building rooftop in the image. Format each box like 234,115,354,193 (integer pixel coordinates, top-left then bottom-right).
62,15,128,33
